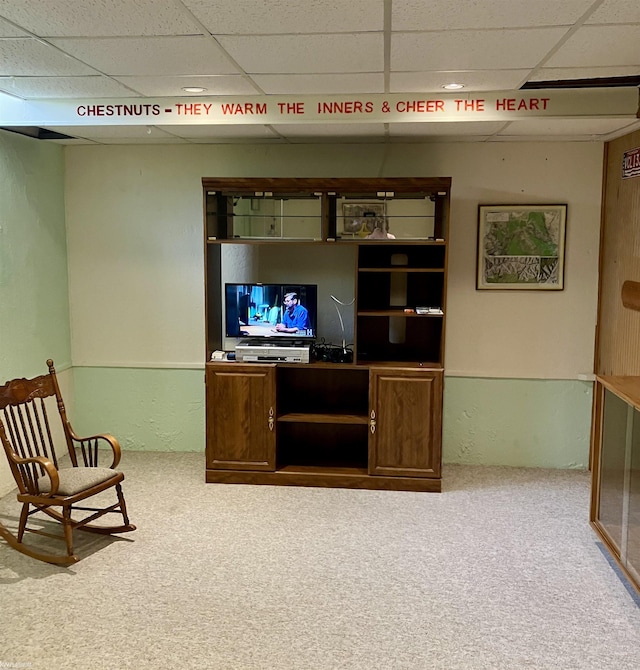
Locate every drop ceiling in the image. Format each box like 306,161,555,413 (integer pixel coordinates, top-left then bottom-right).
0,0,638,145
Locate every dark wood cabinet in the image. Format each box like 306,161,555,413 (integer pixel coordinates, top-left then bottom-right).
206,362,442,491
369,367,442,478
205,364,276,471
203,178,450,492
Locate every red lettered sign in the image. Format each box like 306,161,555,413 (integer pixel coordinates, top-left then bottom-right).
623,147,640,179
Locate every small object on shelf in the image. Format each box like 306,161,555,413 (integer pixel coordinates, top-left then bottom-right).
366,227,396,240
404,308,415,314
416,307,443,315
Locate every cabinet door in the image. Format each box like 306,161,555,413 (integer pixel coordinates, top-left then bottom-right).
206,364,276,471
595,388,629,554
368,368,442,478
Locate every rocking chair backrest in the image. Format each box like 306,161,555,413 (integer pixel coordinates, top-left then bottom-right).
0,360,74,495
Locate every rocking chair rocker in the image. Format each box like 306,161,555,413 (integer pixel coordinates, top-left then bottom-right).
0,360,135,565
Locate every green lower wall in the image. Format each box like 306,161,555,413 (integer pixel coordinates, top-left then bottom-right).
72,367,205,452
443,377,592,468
72,368,592,469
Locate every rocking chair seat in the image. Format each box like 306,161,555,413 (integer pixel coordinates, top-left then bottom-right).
38,467,122,496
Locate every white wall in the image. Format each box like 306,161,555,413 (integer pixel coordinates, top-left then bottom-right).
65,141,602,380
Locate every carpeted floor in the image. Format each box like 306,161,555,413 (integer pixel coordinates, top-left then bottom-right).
0,452,639,670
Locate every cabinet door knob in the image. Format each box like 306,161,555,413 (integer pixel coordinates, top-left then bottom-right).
268,406,275,432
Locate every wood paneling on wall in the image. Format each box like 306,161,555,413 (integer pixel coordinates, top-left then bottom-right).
596,129,640,375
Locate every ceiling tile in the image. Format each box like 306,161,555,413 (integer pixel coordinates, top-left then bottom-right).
48,136,98,145
391,0,594,30
0,38,96,75
531,65,640,81
391,134,490,143
93,136,189,144
390,70,531,92
48,36,240,76
0,75,138,98
0,17,29,36
389,121,506,136
545,25,640,67
0,0,204,36
183,0,383,34
391,28,568,71
251,73,384,95
498,117,634,135
40,124,186,142
156,124,279,139
586,0,640,24
274,123,386,137
112,75,260,97
186,136,284,144
217,33,383,74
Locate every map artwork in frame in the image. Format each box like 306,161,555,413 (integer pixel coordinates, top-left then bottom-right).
477,204,567,290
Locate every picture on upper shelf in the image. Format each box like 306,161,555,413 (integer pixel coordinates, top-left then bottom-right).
341,202,389,238
477,204,567,290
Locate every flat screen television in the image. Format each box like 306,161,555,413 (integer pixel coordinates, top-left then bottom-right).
225,283,318,340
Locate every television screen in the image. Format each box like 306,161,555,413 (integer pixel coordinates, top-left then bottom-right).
225,283,318,339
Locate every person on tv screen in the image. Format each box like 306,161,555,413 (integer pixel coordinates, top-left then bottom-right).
274,292,310,334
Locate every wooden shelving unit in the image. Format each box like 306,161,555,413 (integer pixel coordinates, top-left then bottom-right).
203,177,450,492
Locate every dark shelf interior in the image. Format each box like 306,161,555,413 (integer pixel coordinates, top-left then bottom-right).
356,316,442,363
357,271,444,311
277,366,369,416
358,244,445,269
277,422,368,469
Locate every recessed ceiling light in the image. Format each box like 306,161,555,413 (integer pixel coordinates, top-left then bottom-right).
442,83,464,90
182,86,206,93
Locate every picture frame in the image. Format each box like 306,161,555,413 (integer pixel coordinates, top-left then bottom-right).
477,204,567,290
340,202,387,237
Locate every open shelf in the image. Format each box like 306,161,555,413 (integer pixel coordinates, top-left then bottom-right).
277,422,368,469
278,412,368,424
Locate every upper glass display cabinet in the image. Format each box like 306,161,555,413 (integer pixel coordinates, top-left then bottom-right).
203,178,450,243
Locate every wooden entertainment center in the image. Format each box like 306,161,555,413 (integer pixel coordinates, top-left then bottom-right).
203,177,450,492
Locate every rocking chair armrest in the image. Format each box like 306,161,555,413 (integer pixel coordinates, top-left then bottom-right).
11,454,60,496
68,429,122,469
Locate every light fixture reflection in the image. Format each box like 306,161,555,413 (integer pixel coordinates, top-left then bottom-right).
442,83,464,90
182,87,207,93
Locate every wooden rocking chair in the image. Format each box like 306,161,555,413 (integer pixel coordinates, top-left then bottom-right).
0,360,135,565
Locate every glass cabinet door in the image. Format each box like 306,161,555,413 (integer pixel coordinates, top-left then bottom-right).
598,389,630,552
206,191,323,241
626,406,640,584
335,192,444,241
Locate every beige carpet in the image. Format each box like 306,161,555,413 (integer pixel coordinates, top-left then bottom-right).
0,452,639,670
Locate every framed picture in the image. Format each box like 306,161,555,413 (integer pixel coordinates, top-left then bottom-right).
340,202,387,237
477,204,567,290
